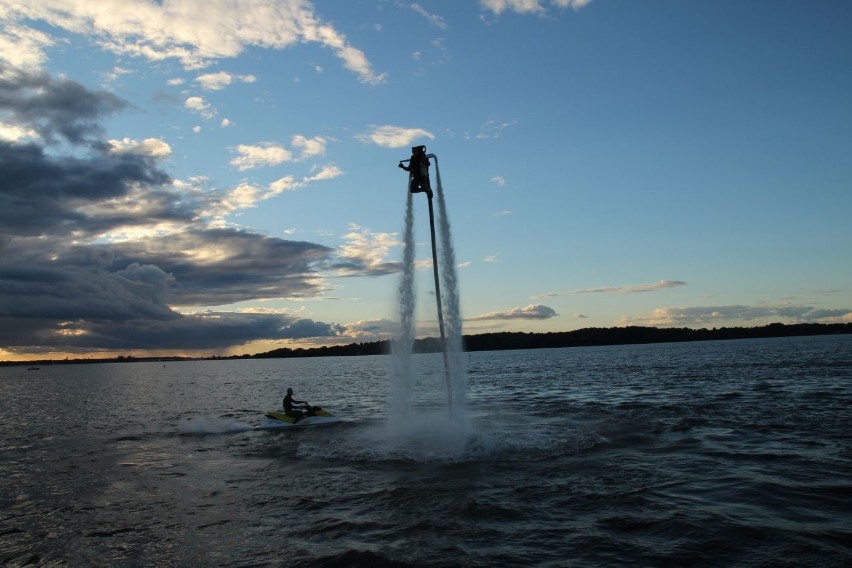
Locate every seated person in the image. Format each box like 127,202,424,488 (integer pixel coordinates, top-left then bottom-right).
283,387,311,422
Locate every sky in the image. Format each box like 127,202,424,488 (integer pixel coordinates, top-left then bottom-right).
1,0,850,361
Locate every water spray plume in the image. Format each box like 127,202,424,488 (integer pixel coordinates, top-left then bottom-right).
394,147,466,425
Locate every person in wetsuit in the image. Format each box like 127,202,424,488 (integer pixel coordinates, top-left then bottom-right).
283,387,311,422
398,145,433,198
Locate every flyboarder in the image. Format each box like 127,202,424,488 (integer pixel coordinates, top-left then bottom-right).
398,145,433,198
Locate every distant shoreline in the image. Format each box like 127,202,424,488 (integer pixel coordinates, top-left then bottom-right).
2,322,849,367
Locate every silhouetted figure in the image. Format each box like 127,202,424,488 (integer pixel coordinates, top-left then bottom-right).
283,387,310,422
398,145,432,198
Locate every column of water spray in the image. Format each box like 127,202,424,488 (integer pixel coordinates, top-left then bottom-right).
433,161,466,419
389,190,416,427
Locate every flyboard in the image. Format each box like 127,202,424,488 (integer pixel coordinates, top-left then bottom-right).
256,406,341,430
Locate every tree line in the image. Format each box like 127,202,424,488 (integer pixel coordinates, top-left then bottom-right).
252,322,851,359
3,322,849,366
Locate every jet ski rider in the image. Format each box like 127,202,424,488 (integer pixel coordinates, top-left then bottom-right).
283,387,312,422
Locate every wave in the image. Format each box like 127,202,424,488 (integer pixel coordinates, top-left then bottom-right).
178,417,253,435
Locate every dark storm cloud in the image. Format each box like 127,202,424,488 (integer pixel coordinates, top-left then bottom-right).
65,312,346,351
0,141,176,238
101,228,335,305
0,261,176,321
331,258,402,277
0,65,126,144
0,67,389,357
0,312,345,352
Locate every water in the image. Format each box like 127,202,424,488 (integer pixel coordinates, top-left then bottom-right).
392,162,466,424
1,335,851,566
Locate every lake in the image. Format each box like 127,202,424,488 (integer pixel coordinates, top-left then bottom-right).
1,335,850,566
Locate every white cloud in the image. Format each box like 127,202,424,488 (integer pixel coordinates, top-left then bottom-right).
491,175,506,187
554,0,593,11
167,77,185,86
479,0,591,15
2,0,385,83
305,164,343,182
0,121,39,142
292,135,328,160
228,136,328,170
483,254,499,263
534,280,688,298
469,303,558,321
220,118,232,128
229,143,292,170
619,304,852,327
269,176,298,194
574,280,688,294
336,223,399,275
356,125,434,148
475,119,517,139
0,24,54,69
411,4,448,29
102,66,131,82
184,96,216,119
196,71,256,90
108,137,172,158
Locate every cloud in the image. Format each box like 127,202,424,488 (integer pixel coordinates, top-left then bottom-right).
305,164,343,182
1,0,385,84
184,96,216,119
229,143,292,170
195,71,256,90
0,66,126,144
555,0,593,11
333,224,402,277
0,121,38,142
618,304,852,327
534,280,688,298
468,303,558,321
411,4,448,29
0,24,54,69
228,136,329,170
3,311,346,353
205,165,342,220
491,175,506,187
475,119,517,139
357,125,434,148
575,280,688,294
0,141,177,239
291,135,328,159
108,137,172,159
0,69,400,358
479,0,591,16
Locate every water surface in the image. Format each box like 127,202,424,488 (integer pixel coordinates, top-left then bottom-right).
1,335,850,566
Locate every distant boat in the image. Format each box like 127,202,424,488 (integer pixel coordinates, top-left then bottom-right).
27,366,40,370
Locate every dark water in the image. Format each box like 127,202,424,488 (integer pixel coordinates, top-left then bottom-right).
1,335,850,567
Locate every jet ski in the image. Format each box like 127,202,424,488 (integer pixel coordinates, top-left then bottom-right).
256,405,341,429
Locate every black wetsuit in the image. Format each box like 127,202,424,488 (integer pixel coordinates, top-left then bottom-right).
283,393,305,414
401,152,432,196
